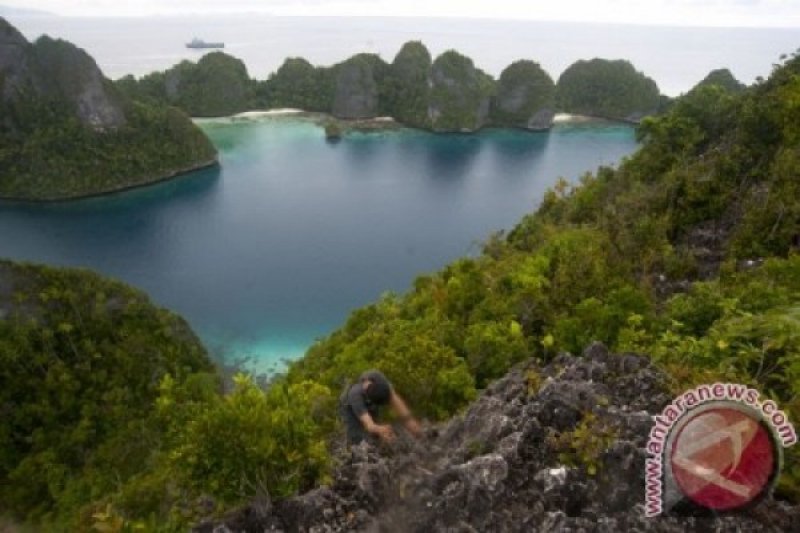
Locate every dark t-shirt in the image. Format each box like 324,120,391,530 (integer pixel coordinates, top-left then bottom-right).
340,369,392,420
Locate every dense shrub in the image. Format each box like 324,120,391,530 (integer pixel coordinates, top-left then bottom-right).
491,60,556,127
258,57,336,112
381,41,432,127
556,58,661,120
0,98,216,199
6,43,800,531
0,261,214,527
116,52,256,117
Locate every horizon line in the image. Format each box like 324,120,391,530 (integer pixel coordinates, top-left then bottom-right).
3,11,800,31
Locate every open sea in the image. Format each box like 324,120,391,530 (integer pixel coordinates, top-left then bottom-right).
8,15,800,96
2,15,795,370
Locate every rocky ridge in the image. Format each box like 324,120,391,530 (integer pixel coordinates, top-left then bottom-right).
491,60,556,131
197,343,797,532
118,41,667,132
332,54,381,120
0,17,217,201
427,51,493,132
0,17,124,130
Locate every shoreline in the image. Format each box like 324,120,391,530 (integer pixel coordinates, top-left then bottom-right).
198,108,622,133
0,159,219,204
1,111,628,204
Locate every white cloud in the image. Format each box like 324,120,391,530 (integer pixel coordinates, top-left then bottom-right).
4,0,800,27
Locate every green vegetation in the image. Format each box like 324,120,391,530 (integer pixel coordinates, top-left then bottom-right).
380,41,433,127
114,41,667,131
556,58,661,121
117,52,256,117
256,57,335,112
491,60,556,127
331,53,387,119
549,412,618,476
288,51,800,500
0,97,216,200
0,262,337,531
0,20,216,201
428,50,495,131
324,120,343,139
692,68,746,94
4,25,800,529
0,261,214,528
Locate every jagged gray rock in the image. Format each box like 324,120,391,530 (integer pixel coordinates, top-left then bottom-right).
0,17,36,101
195,343,798,532
0,16,125,130
428,50,493,132
332,54,381,120
492,60,556,130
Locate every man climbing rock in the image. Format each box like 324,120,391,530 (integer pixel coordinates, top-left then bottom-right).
339,369,422,445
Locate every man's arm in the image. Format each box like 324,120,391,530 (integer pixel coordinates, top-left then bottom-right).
358,412,395,442
348,384,395,443
390,390,422,438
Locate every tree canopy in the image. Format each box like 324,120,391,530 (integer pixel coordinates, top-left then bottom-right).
491,60,556,127
556,58,661,121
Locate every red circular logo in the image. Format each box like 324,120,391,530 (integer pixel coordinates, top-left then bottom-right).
669,404,778,511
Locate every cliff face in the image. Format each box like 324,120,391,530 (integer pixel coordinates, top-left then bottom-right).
492,60,556,130
198,343,797,532
0,17,216,201
0,18,124,130
382,41,432,128
428,50,493,133
332,54,383,120
113,40,665,132
0,17,35,101
32,36,126,130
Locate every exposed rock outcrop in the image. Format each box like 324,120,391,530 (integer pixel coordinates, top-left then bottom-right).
492,60,556,130
32,36,126,130
0,17,36,101
383,41,432,128
0,17,124,130
332,54,383,120
428,50,494,133
0,17,216,201
197,343,797,532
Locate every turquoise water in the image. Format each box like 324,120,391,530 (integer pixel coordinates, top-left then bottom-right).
0,118,637,371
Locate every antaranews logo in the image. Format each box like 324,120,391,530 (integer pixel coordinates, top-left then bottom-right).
645,383,797,517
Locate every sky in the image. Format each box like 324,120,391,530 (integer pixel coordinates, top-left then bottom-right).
3,0,800,27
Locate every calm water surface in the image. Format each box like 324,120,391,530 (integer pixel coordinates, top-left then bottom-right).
0,119,636,370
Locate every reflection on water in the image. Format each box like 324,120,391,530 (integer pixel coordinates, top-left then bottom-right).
0,166,222,266
0,118,637,371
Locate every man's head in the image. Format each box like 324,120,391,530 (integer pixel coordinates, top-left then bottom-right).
364,376,391,404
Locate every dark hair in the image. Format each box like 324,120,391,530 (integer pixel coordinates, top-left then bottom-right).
365,379,391,404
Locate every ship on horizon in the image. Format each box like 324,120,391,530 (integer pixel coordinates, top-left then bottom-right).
186,37,225,49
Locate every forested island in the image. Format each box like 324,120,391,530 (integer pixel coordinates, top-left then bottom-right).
0,16,750,203
1,34,798,531
0,18,217,201
116,40,673,132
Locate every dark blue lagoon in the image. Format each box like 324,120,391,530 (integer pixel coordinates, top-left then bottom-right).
0,118,637,371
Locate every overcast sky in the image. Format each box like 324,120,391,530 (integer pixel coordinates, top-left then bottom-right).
5,0,800,27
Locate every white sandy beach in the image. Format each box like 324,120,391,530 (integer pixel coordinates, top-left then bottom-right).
553,113,599,124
